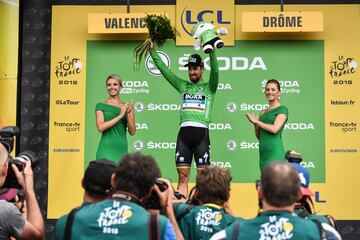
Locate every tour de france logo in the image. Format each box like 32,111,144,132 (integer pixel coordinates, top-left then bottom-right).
329,56,357,78
259,216,294,239
195,208,223,234
145,51,170,76
55,56,82,78
97,201,133,235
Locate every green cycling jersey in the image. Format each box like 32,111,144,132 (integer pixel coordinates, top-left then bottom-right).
149,50,219,126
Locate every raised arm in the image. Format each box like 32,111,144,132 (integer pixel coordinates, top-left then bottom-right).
149,40,185,92
154,178,185,240
208,50,219,93
13,161,44,240
126,100,136,136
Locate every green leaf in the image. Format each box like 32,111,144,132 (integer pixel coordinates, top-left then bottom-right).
133,14,178,71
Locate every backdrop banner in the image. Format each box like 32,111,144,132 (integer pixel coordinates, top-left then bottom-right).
49,5,360,221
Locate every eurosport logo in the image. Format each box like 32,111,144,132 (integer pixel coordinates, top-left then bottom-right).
121,81,149,94
133,140,176,150
145,51,170,76
261,80,301,94
180,8,231,37
179,55,267,71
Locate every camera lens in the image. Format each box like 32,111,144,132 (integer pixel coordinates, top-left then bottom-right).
4,151,37,189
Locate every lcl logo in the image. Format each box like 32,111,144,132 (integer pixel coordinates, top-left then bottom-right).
181,8,231,36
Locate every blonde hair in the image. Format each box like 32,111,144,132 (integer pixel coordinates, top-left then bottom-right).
106,74,123,87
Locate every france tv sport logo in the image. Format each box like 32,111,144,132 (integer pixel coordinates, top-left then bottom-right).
180,8,231,37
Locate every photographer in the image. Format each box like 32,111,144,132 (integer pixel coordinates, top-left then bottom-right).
55,159,117,240
0,143,44,239
55,152,183,240
211,161,341,240
286,150,337,229
173,166,242,240
292,162,338,229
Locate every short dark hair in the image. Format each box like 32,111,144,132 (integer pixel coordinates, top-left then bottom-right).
266,79,281,91
83,159,117,197
261,161,300,207
114,152,160,198
195,166,232,205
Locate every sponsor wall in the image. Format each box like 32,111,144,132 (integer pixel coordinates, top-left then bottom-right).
49,4,360,220
0,0,18,128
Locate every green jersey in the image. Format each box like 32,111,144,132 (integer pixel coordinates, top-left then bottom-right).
225,211,326,240
149,50,219,126
55,200,168,240
174,203,243,240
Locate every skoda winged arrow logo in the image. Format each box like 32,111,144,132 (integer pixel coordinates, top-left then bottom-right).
145,51,170,76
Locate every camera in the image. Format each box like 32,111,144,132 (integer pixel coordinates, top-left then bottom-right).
285,150,303,164
144,179,169,210
0,126,37,189
143,179,185,209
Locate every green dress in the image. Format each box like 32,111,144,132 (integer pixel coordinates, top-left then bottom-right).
96,103,128,162
259,105,288,171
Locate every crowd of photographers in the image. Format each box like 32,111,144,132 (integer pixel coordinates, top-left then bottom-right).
0,134,342,239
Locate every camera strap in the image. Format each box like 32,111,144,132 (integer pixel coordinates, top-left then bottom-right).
173,203,195,222
111,191,159,240
231,221,241,240
149,214,159,240
64,206,82,240
311,219,327,240
110,191,145,208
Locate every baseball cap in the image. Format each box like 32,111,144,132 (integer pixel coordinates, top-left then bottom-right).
291,163,314,196
184,54,204,67
83,159,117,196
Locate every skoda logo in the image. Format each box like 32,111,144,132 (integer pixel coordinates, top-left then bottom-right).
227,140,237,151
145,51,170,76
133,140,144,150
134,101,144,112
226,102,237,113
